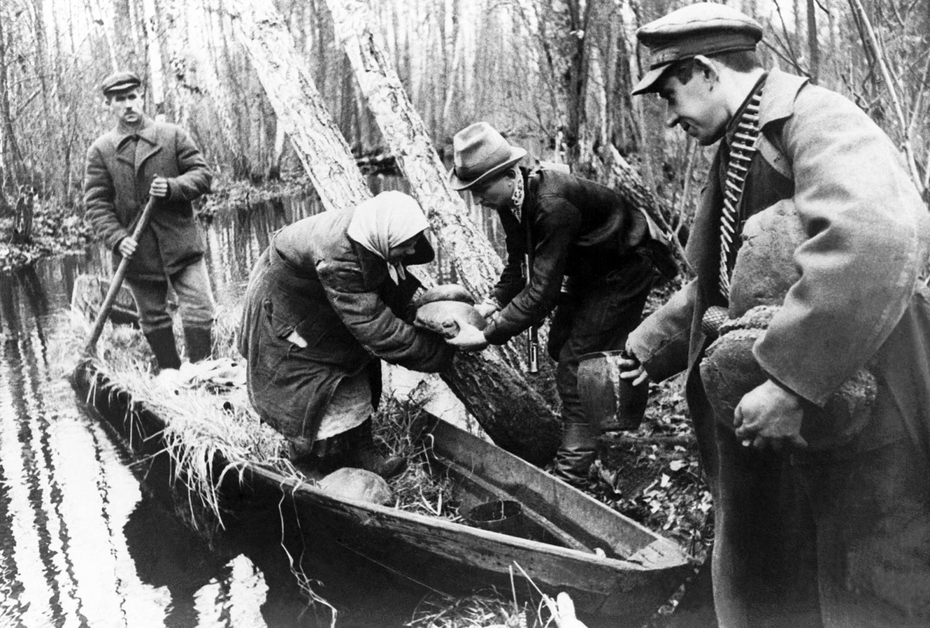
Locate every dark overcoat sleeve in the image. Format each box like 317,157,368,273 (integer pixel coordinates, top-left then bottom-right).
84,141,130,252
484,197,581,344
165,126,211,206
317,257,454,373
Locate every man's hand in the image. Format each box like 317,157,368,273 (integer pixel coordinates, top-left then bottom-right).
149,176,169,198
618,345,649,386
446,320,489,351
118,236,138,258
734,379,808,451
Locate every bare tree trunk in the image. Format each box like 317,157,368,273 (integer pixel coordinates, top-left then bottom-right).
806,0,820,83
201,0,249,178
269,123,286,180
601,144,690,275
142,0,167,117
563,0,593,172
86,0,119,70
115,0,142,59
441,0,462,130
847,0,924,194
162,0,193,126
223,0,370,209
226,0,561,464
619,0,655,190
604,4,620,147
0,15,24,191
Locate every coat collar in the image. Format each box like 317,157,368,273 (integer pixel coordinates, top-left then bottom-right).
113,115,156,146
112,116,162,170
757,67,809,129
686,68,810,306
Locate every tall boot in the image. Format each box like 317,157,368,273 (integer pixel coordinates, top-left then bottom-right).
288,436,345,478
144,327,182,371
344,419,406,479
183,324,214,363
552,422,598,487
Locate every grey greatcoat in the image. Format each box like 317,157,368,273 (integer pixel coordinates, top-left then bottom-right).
238,208,454,443
84,115,212,280
629,68,930,626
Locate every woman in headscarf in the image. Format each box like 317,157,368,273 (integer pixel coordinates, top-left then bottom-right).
238,191,454,477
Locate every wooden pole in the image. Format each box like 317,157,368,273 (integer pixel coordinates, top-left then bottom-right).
81,196,158,357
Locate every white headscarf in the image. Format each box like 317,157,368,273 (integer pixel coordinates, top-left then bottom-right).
347,191,430,284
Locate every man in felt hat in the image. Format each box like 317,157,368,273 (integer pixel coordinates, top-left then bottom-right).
85,70,215,375
447,121,675,487
619,3,930,626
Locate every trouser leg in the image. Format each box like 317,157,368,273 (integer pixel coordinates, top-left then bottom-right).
183,326,213,363
125,276,181,371
712,425,821,628
170,259,216,362
796,438,930,628
143,327,182,371
550,282,649,486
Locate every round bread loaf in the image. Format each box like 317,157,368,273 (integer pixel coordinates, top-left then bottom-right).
702,203,876,449
700,305,877,450
417,284,476,306
413,301,487,339
319,467,393,505
729,202,805,319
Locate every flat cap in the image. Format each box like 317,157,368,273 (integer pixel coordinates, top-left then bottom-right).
101,70,142,96
633,3,762,95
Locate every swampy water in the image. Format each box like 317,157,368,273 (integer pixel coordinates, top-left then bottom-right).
0,182,503,628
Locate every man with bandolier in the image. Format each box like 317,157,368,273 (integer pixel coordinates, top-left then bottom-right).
620,4,930,626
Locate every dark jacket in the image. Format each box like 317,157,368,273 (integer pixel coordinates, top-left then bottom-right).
238,208,454,441
84,115,212,280
484,167,655,344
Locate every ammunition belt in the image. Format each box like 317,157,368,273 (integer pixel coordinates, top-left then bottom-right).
719,89,763,300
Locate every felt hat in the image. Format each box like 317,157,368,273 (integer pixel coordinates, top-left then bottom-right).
101,70,142,96
632,3,763,95
448,122,527,191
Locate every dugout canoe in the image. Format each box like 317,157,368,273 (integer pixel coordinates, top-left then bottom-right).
70,359,692,626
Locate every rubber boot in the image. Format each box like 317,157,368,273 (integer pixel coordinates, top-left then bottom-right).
183,325,214,363
144,327,182,371
289,436,345,478
344,419,406,479
552,422,598,488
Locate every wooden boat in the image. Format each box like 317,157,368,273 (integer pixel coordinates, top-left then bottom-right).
70,358,692,626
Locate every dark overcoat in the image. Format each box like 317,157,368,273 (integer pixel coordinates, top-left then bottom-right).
84,116,212,280
628,68,930,625
238,208,454,442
